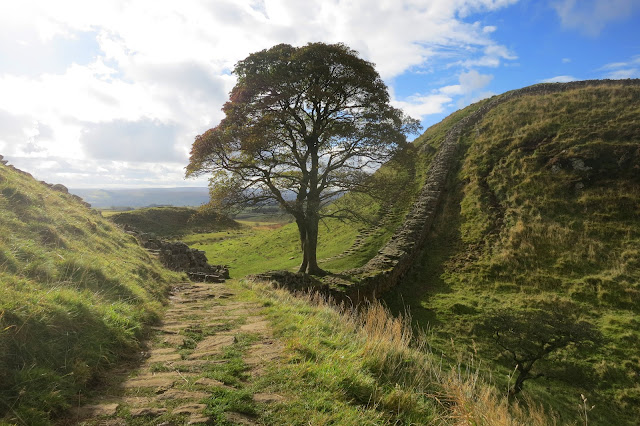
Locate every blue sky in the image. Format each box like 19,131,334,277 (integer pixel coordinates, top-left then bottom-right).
0,0,638,188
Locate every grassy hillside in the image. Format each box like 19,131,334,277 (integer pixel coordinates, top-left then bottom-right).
385,83,640,424
241,278,551,425
108,206,239,238
0,165,182,424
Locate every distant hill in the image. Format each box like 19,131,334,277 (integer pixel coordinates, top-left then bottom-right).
108,206,240,238
70,187,210,209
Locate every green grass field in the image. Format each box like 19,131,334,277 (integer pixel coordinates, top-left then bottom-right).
0,167,183,424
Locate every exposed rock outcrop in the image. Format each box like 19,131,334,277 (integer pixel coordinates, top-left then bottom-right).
124,225,229,283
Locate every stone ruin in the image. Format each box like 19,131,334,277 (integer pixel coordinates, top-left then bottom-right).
123,225,229,283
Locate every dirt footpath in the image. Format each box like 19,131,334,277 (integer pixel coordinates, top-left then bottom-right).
68,282,283,425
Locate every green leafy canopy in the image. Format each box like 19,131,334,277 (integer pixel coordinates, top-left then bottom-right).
186,42,420,215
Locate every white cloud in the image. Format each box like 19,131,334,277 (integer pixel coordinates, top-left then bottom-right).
562,58,571,63
599,55,640,79
396,69,493,118
440,70,494,95
0,0,518,187
552,0,639,36
392,94,453,118
540,75,578,83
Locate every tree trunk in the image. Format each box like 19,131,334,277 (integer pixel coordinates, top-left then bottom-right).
509,363,533,398
296,218,308,273
302,215,325,275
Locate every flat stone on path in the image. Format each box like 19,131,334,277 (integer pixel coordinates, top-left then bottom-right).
122,397,153,407
161,334,186,346
172,403,208,415
129,407,167,418
170,359,227,370
146,352,182,363
240,319,270,334
156,389,209,401
122,373,181,388
188,415,212,425
225,411,259,425
253,393,286,404
188,334,235,359
75,281,284,425
73,402,119,418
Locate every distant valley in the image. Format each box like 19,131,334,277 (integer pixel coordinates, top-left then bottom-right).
70,187,210,209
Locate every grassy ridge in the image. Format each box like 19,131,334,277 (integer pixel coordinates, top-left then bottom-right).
385,84,640,424
108,206,239,238
0,166,182,424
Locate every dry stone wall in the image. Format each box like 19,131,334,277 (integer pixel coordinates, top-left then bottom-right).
255,79,640,304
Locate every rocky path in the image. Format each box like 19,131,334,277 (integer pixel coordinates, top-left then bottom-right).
68,282,283,425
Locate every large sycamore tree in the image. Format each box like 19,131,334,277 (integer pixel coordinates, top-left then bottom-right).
186,42,420,275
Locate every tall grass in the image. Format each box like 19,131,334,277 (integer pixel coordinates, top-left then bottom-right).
248,279,552,425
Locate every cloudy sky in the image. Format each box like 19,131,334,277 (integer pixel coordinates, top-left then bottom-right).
1,0,638,188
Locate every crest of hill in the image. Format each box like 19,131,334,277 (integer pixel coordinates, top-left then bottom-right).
383,80,640,424
0,160,182,424
108,206,240,238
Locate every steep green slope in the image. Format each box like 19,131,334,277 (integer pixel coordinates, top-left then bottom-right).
385,82,640,424
108,206,239,238
0,164,182,423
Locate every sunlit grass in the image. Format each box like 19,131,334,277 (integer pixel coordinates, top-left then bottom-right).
0,165,182,424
